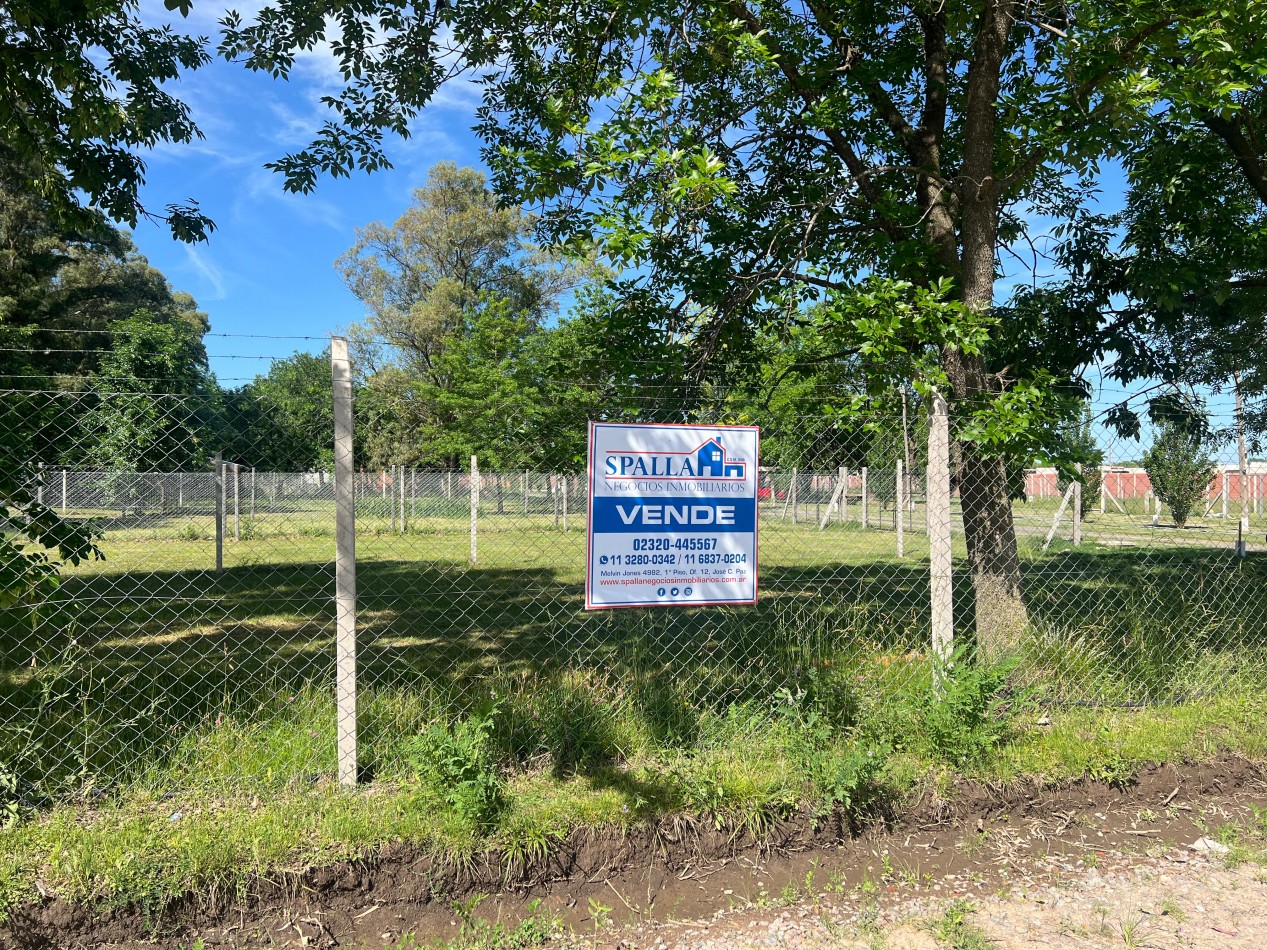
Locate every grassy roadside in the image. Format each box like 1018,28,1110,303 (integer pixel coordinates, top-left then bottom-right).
2,681,1264,924
4,507,1267,928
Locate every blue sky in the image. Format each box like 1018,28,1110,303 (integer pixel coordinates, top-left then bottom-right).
133,1,484,385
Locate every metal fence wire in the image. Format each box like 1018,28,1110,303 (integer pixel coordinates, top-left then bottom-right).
2,346,1266,800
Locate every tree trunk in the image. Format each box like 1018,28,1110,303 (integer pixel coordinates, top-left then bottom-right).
956,432,1027,656
947,0,1028,656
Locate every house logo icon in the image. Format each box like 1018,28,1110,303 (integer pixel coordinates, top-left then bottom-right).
693,437,746,478
604,435,748,480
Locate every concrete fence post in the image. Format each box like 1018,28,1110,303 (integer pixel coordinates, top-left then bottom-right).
214,452,224,575
861,466,869,529
62,468,68,514
470,454,479,564
896,458,905,558
331,337,359,788
233,463,241,541
388,465,396,532
928,391,953,679
1072,464,1082,546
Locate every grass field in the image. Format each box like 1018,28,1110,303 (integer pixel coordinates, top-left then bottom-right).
2,487,1266,920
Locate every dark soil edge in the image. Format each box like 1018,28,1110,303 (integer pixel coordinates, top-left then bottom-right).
3,754,1263,949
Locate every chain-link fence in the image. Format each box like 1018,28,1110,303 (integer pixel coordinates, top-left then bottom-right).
3,342,1266,803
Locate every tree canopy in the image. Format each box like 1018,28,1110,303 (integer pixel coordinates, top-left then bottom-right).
1,2,212,242
5,0,1264,648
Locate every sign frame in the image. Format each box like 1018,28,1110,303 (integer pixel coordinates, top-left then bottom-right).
584,420,760,610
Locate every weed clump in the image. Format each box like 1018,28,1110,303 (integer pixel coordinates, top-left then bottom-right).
917,651,1021,768
857,647,1022,769
404,706,504,828
776,687,886,817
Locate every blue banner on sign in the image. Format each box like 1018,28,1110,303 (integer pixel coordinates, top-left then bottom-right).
591,496,757,533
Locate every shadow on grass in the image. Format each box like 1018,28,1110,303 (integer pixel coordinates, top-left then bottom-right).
1,544,1264,793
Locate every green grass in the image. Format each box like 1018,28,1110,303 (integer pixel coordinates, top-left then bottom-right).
1,493,1267,922
1211,805,1267,867
1,694,1263,922
926,899,992,950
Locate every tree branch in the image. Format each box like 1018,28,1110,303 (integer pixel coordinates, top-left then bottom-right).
1202,111,1267,207
726,2,907,243
1000,16,1180,191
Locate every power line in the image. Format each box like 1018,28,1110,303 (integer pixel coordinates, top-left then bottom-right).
0,346,284,359
0,327,331,342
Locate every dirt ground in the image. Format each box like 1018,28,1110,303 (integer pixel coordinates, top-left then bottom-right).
594,816,1267,949
5,756,1265,949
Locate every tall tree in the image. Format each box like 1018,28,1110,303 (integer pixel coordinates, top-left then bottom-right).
353,295,546,469
0,174,212,470
227,349,335,472
338,162,576,378
80,312,219,475
0,161,210,383
222,1,1257,651
339,162,586,466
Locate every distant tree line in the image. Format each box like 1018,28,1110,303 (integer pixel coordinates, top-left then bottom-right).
3,161,1120,483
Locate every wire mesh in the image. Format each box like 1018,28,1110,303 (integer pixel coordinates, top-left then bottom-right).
3,349,1266,802
0,385,337,800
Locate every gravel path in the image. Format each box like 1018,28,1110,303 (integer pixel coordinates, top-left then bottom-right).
594,842,1267,949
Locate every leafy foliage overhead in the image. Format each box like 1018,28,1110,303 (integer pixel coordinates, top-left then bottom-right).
1,2,213,242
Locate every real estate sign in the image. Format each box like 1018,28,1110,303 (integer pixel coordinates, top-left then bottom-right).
585,422,759,609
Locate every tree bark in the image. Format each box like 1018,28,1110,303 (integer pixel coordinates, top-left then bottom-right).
955,429,1027,656
808,0,1030,653
946,0,1029,655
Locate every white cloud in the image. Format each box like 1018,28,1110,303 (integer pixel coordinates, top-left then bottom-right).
183,245,228,300
292,34,348,93
238,166,348,233
264,98,327,149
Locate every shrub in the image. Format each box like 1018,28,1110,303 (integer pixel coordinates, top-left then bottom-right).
403,706,503,828
1143,421,1217,528
917,649,1021,767
1057,464,1102,518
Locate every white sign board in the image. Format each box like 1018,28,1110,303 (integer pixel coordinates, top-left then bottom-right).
585,422,759,609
